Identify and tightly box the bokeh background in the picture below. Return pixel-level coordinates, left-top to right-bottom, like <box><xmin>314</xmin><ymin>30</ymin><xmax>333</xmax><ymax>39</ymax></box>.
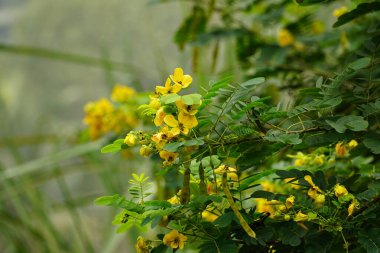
<box><xmin>0</xmin><ymin>0</ymin><xmax>193</xmax><ymax>252</ymax></box>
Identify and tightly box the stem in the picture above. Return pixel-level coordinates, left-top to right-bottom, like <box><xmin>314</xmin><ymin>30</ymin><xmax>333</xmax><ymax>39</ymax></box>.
<box><xmin>199</xmin><ymin>162</ymin><xmax>207</xmax><ymax>195</ymax></box>
<box><xmin>181</xmin><ymin>166</ymin><xmax>191</xmax><ymax>204</ymax></box>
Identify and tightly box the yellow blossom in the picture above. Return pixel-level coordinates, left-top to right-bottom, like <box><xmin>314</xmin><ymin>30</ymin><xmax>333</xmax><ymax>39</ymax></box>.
<box><xmin>164</xmin><ymin>114</ymin><xmax>189</xmax><ymax>135</ymax></box>
<box><xmin>167</xmin><ymin>195</ymin><xmax>181</xmax><ymax>205</ymax></box>
<box><xmin>178</xmin><ymin>111</ymin><xmax>198</xmax><ymax>129</ymax></box>
<box><xmin>284</xmin><ymin>178</ymin><xmax>301</xmax><ymax>189</ymax></box>
<box><xmin>156</xmin><ymin>78</ymin><xmax>182</xmax><ymax>95</ymax></box>
<box><xmin>124</xmin><ymin>133</ymin><xmax>137</xmax><ymax>147</ymax></box>
<box><xmin>261</xmin><ymin>180</ymin><xmax>275</xmax><ymax>192</ymax></box>
<box><xmin>333</xmin><ymin>6</ymin><xmax>348</xmax><ymax>18</ymax></box>
<box><xmin>314</xmin><ymin>194</ymin><xmax>325</xmax><ymax>205</ymax></box>
<box><xmin>151</xmin><ymin>126</ymin><xmax>176</xmax><ymax>150</ymax></box>
<box><xmin>139</xmin><ymin>145</ymin><xmax>153</xmax><ymax>157</ymax></box>
<box><xmin>311</xmin><ymin>21</ymin><xmax>325</xmax><ymax>34</ymax></box>
<box><xmin>294</xmin><ymin>211</ymin><xmax>308</xmax><ymax>222</ymax></box>
<box><xmin>348</xmin><ymin>140</ymin><xmax>358</xmax><ymax>149</ymax></box>
<box><xmin>286</xmin><ymin>195</ymin><xmax>295</xmax><ymax>209</ymax></box>
<box><xmin>176</xmin><ymin>99</ymin><xmax>201</xmax><ymax>115</ymax></box>
<box><xmin>335</xmin><ymin>142</ymin><xmax>347</xmax><ymax>157</ymax></box>
<box><xmin>163</xmin><ymin>230</ymin><xmax>188</xmax><ymax>250</ymax></box>
<box><xmin>334</xmin><ymin>184</ymin><xmax>348</xmax><ymax>197</ymax></box>
<box><xmin>111</xmin><ymin>84</ymin><xmax>136</xmax><ymax>103</ymax></box>
<box><xmin>348</xmin><ymin>200</ymin><xmax>359</xmax><ymax>216</ymax></box>
<box><xmin>277</xmin><ymin>29</ymin><xmax>294</xmax><ymax>47</ymax></box>
<box><xmin>83</xmin><ymin>98</ymin><xmax>114</xmax><ymax>139</ymax></box>
<box><xmin>135</xmin><ymin>236</ymin><xmax>149</xmax><ymax>253</ymax></box>
<box><xmin>159</xmin><ymin>150</ymin><xmax>178</xmax><ymax>166</ymax></box>
<box><xmin>202</xmin><ymin>207</ymin><xmax>221</xmax><ymax>222</ymax></box>
<box><xmin>170</xmin><ymin>68</ymin><xmax>192</xmax><ymax>88</ymax></box>
<box><xmin>313</xmin><ymin>155</ymin><xmax>325</xmax><ymax>166</ymax></box>
<box><xmin>305</xmin><ymin>175</ymin><xmax>322</xmax><ymax>199</ymax></box>
<box><xmin>154</xmin><ymin>107</ymin><xmax>166</xmax><ymax>126</ymax></box>
<box><xmin>294</xmin><ymin>158</ymin><xmax>306</xmax><ymax>166</ymax></box>
<box><xmin>255</xmin><ymin>199</ymin><xmax>278</xmax><ymax>217</ymax></box>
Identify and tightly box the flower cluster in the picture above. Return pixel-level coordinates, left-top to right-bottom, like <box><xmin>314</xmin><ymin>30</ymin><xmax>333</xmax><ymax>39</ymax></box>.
<box><xmin>83</xmin><ymin>84</ymin><xmax>138</xmax><ymax>139</ymax></box>
<box><xmin>123</xmin><ymin>68</ymin><xmax>202</xmax><ymax>166</ymax></box>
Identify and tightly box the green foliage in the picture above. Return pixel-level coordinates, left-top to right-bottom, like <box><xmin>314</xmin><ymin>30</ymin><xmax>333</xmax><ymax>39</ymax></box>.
<box><xmin>93</xmin><ymin>1</ymin><xmax>380</xmax><ymax>252</ymax></box>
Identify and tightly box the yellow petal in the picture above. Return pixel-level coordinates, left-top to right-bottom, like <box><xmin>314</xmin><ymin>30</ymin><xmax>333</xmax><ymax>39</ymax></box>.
<box><xmin>179</xmin><ymin>111</ymin><xmax>198</xmax><ymax>128</ymax></box>
<box><xmin>173</xmin><ymin>68</ymin><xmax>183</xmax><ymax>81</ymax></box>
<box><xmin>164</xmin><ymin>115</ymin><xmax>179</xmax><ymax>128</ymax></box>
<box><xmin>171</xmin><ymin>83</ymin><xmax>182</xmax><ymax>94</ymax></box>
<box><xmin>181</xmin><ymin>75</ymin><xmax>192</xmax><ymax>88</ymax></box>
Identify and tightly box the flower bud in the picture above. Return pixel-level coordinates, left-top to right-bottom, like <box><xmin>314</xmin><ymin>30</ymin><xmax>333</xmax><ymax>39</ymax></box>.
<box><xmin>334</xmin><ymin>184</ymin><xmax>348</xmax><ymax>198</ymax></box>
<box><xmin>124</xmin><ymin>133</ymin><xmax>137</xmax><ymax>147</ymax></box>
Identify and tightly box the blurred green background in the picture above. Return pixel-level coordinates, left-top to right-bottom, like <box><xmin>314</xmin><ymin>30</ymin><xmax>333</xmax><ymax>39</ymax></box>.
<box><xmin>0</xmin><ymin>0</ymin><xmax>192</xmax><ymax>252</ymax></box>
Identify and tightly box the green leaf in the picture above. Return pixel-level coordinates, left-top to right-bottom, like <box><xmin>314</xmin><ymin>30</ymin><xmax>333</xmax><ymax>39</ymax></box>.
<box><xmin>277</xmin><ymin>221</ymin><xmax>307</xmax><ymax>246</ymax></box>
<box><xmin>276</xmin><ymin>169</ymin><xmax>304</xmax><ymax>179</ymax></box>
<box><xmin>163</xmin><ymin>141</ymin><xmax>185</xmax><ymax>152</ymax></box>
<box><xmin>239</xmin><ymin>169</ymin><xmax>276</xmax><ymax>190</ymax></box>
<box><xmin>333</xmin><ymin>2</ymin><xmax>380</xmax><ymax>27</ymax></box>
<box><xmin>326</xmin><ymin>115</ymin><xmax>368</xmax><ymax>133</ymax></box>
<box><xmin>348</xmin><ymin>57</ymin><xmax>371</xmax><ymax>70</ymax></box>
<box><xmin>213</xmin><ymin>211</ymin><xmax>235</xmax><ymax>227</ymax></box>
<box><xmin>94</xmin><ymin>194</ymin><xmax>143</xmax><ymax>213</ymax></box>
<box><xmin>143</xmin><ymin>200</ymin><xmax>172</xmax><ymax>209</ymax></box>
<box><xmin>240</xmin><ymin>77</ymin><xmax>265</xmax><ymax>88</ymax></box>
<box><xmin>358</xmin><ymin>228</ymin><xmax>380</xmax><ymax>253</ymax></box>
<box><xmin>181</xmin><ymin>94</ymin><xmax>202</xmax><ymax>105</ymax></box>
<box><xmin>363</xmin><ymin>132</ymin><xmax>380</xmax><ymax>154</ymax></box>
<box><xmin>183</xmin><ymin>138</ymin><xmax>204</xmax><ymax>146</ymax></box>
<box><xmin>101</xmin><ymin>139</ymin><xmax>124</xmax><ymax>153</ymax></box>
<box><xmin>264</xmin><ymin>130</ymin><xmax>302</xmax><ymax>145</ymax></box>
<box><xmin>161</xmin><ymin>93</ymin><xmax>180</xmax><ymax>104</ymax></box>
<box><xmin>251</xmin><ymin>190</ymin><xmax>275</xmax><ymax>200</ymax></box>
<box><xmin>296</xmin><ymin>0</ymin><xmax>325</xmax><ymax>6</ymax></box>
<box><xmin>199</xmin><ymin>240</ymin><xmax>239</xmax><ymax>253</ymax></box>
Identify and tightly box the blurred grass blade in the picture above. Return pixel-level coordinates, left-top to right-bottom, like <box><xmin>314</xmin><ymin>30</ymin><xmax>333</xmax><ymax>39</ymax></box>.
<box><xmin>0</xmin><ymin>43</ymin><xmax>140</xmax><ymax>73</ymax></box>
<box><xmin>0</xmin><ymin>140</ymin><xmax>103</xmax><ymax>180</ymax></box>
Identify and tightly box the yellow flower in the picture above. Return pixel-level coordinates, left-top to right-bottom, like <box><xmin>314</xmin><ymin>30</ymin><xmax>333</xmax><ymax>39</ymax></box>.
<box><xmin>164</xmin><ymin>114</ymin><xmax>189</xmax><ymax>135</ymax></box>
<box><xmin>313</xmin><ymin>155</ymin><xmax>325</xmax><ymax>166</ymax></box>
<box><xmin>255</xmin><ymin>199</ymin><xmax>278</xmax><ymax>217</ymax></box>
<box><xmin>334</xmin><ymin>184</ymin><xmax>348</xmax><ymax>197</ymax></box>
<box><xmin>163</xmin><ymin>230</ymin><xmax>188</xmax><ymax>250</ymax></box>
<box><xmin>167</xmin><ymin>195</ymin><xmax>181</xmax><ymax>205</ymax></box>
<box><xmin>286</xmin><ymin>195</ymin><xmax>295</xmax><ymax>209</ymax></box>
<box><xmin>111</xmin><ymin>84</ymin><xmax>136</xmax><ymax>103</ymax></box>
<box><xmin>348</xmin><ymin>200</ymin><xmax>359</xmax><ymax>216</ymax></box>
<box><xmin>202</xmin><ymin>207</ymin><xmax>221</xmax><ymax>222</ymax></box>
<box><xmin>261</xmin><ymin>180</ymin><xmax>275</xmax><ymax>192</ymax></box>
<box><xmin>156</xmin><ymin>78</ymin><xmax>182</xmax><ymax>95</ymax></box>
<box><xmin>284</xmin><ymin>178</ymin><xmax>301</xmax><ymax>190</ymax></box>
<box><xmin>178</xmin><ymin>111</ymin><xmax>198</xmax><ymax>129</ymax></box>
<box><xmin>124</xmin><ymin>133</ymin><xmax>137</xmax><ymax>147</ymax></box>
<box><xmin>83</xmin><ymin>98</ymin><xmax>114</xmax><ymax>139</ymax></box>
<box><xmin>348</xmin><ymin>140</ymin><xmax>358</xmax><ymax>149</ymax></box>
<box><xmin>294</xmin><ymin>211</ymin><xmax>308</xmax><ymax>222</ymax></box>
<box><xmin>333</xmin><ymin>6</ymin><xmax>348</xmax><ymax>18</ymax></box>
<box><xmin>170</xmin><ymin>68</ymin><xmax>192</xmax><ymax>88</ymax></box>
<box><xmin>159</xmin><ymin>150</ymin><xmax>179</xmax><ymax>166</ymax></box>
<box><xmin>151</xmin><ymin>126</ymin><xmax>176</xmax><ymax>150</ymax></box>
<box><xmin>214</xmin><ymin>165</ymin><xmax>237</xmax><ymax>174</ymax></box>
<box><xmin>314</xmin><ymin>194</ymin><xmax>325</xmax><ymax>205</ymax></box>
<box><xmin>176</xmin><ymin>99</ymin><xmax>201</xmax><ymax>115</ymax></box>
<box><xmin>135</xmin><ymin>236</ymin><xmax>149</xmax><ymax>253</ymax></box>
<box><xmin>335</xmin><ymin>142</ymin><xmax>347</xmax><ymax>157</ymax></box>
<box><xmin>139</xmin><ymin>145</ymin><xmax>152</xmax><ymax>157</ymax></box>
<box><xmin>311</xmin><ymin>21</ymin><xmax>325</xmax><ymax>34</ymax></box>
<box><xmin>304</xmin><ymin>175</ymin><xmax>322</xmax><ymax>199</ymax></box>
<box><xmin>154</xmin><ymin>107</ymin><xmax>166</xmax><ymax>126</ymax></box>
<box><xmin>277</xmin><ymin>29</ymin><xmax>294</xmax><ymax>47</ymax></box>
<box><xmin>294</xmin><ymin>158</ymin><xmax>305</xmax><ymax>166</ymax></box>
